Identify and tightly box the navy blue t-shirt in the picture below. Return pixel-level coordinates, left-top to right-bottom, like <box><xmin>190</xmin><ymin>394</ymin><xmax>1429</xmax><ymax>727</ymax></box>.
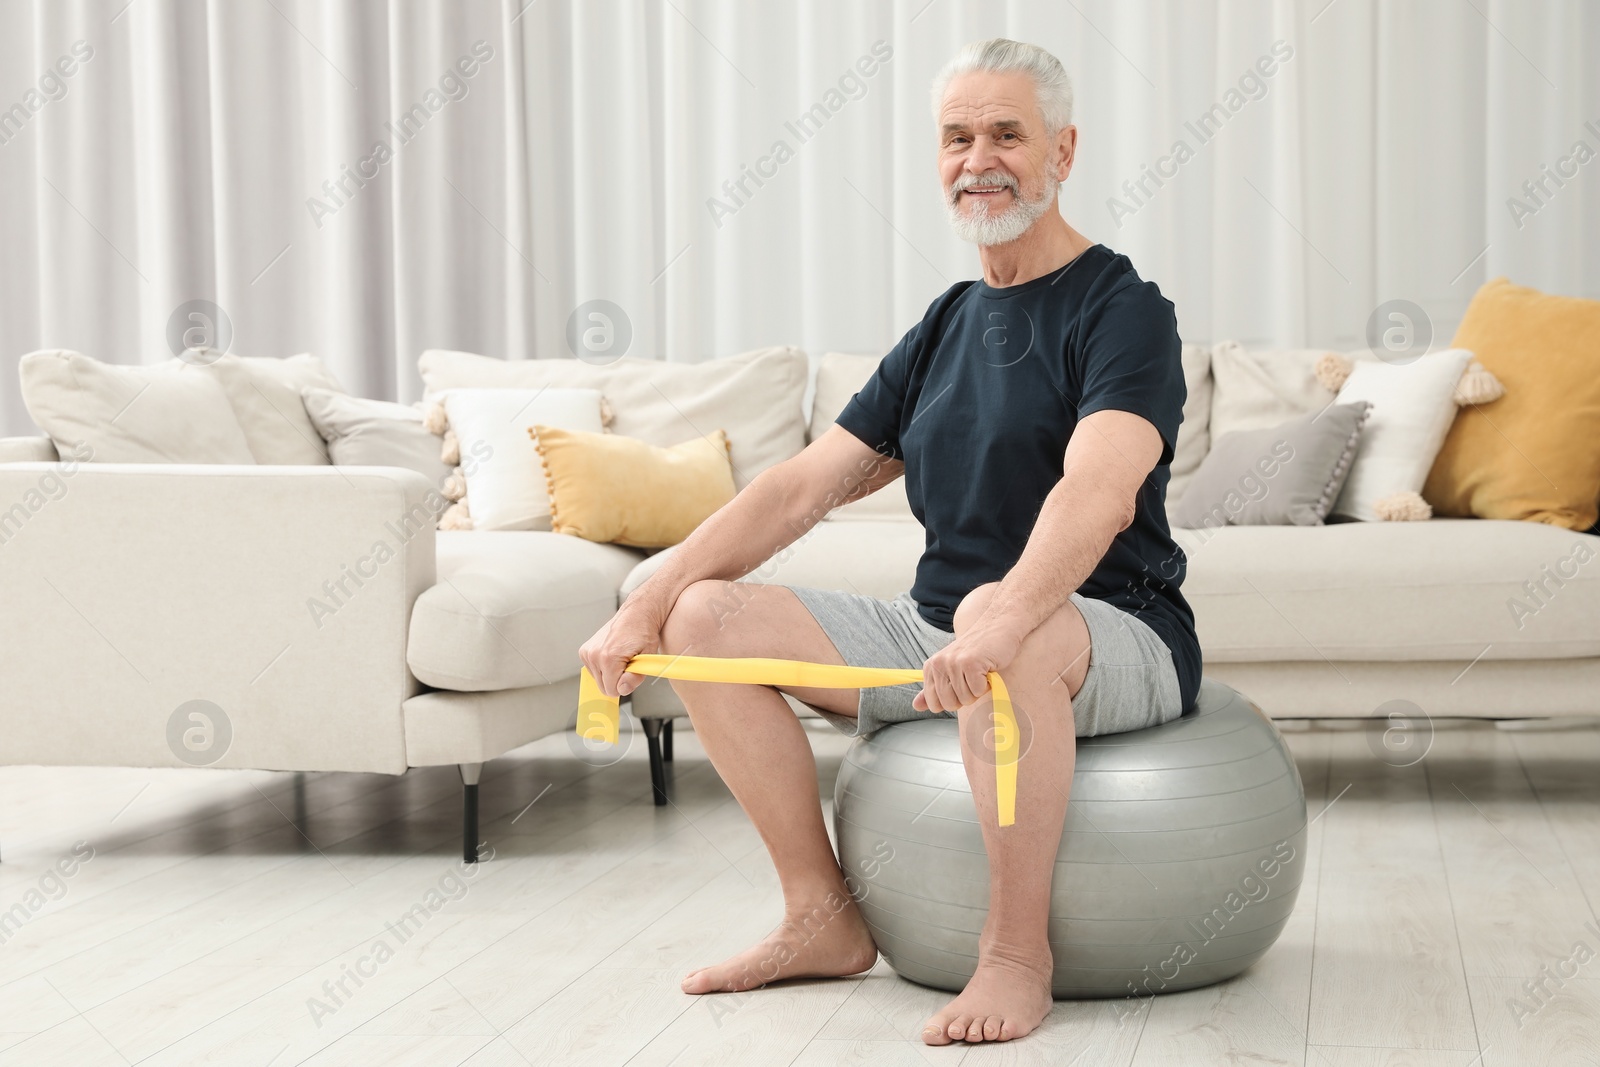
<box><xmin>835</xmin><ymin>244</ymin><xmax>1201</xmax><ymax>715</ymax></box>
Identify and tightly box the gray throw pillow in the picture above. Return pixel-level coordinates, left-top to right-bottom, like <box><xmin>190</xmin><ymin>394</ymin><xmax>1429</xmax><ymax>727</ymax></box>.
<box><xmin>301</xmin><ymin>388</ymin><xmax>452</xmax><ymax>489</ymax></box>
<box><xmin>1171</xmin><ymin>401</ymin><xmax>1372</xmax><ymax>529</ymax></box>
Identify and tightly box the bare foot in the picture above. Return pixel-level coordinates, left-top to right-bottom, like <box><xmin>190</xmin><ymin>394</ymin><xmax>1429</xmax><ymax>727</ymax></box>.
<box><xmin>681</xmin><ymin>895</ymin><xmax>879</xmax><ymax>994</ymax></box>
<box><xmin>922</xmin><ymin>947</ymin><xmax>1054</xmax><ymax>1044</ymax></box>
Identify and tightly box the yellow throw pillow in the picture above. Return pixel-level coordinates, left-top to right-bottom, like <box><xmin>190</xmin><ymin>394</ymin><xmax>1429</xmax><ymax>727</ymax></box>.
<box><xmin>1422</xmin><ymin>278</ymin><xmax>1600</xmax><ymax>531</ymax></box>
<box><xmin>529</xmin><ymin>425</ymin><xmax>736</xmax><ymax>548</ymax></box>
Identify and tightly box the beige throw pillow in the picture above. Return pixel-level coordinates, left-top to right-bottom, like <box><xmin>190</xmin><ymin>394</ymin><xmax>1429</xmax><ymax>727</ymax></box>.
<box><xmin>19</xmin><ymin>349</ymin><xmax>255</xmax><ymax>464</ymax></box>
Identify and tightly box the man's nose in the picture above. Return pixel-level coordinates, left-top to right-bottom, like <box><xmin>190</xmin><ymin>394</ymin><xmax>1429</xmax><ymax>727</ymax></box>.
<box><xmin>966</xmin><ymin>135</ymin><xmax>1001</xmax><ymax>176</ymax></box>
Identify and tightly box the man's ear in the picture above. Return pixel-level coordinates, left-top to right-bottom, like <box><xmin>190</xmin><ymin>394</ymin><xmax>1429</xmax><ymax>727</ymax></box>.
<box><xmin>1056</xmin><ymin>125</ymin><xmax>1078</xmax><ymax>182</ymax></box>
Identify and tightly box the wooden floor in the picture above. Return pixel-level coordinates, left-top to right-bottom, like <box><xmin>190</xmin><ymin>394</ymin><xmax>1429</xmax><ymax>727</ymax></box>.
<box><xmin>1</xmin><ymin>714</ymin><xmax>1597</xmax><ymax>1067</ymax></box>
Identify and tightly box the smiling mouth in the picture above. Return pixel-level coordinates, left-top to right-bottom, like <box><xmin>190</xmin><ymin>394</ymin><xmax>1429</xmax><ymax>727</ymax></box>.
<box><xmin>963</xmin><ymin>186</ymin><xmax>1010</xmax><ymax>196</ymax></box>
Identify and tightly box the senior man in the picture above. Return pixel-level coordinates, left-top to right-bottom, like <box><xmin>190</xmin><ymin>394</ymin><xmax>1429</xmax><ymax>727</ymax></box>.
<box><xmin>580</xmin><ymin>38</ymin><xmax>1200</xmax><ymax>1046</ymax></box>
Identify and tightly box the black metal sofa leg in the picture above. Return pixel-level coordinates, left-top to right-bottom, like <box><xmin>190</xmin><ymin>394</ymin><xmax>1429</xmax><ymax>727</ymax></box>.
<box><xmin>460</xmin><ymin>762</ymin><xmax>482</xmax><ymax>863</ymax></box>
<box><xmin>663</xmin><ymin>718</ymin><xmax>673</xmax><ymax>761</ymax></box>
<box><xmin>642</xmin><ymin>719</ymin><xmax>668</xmax><ymax>806</ymax></box>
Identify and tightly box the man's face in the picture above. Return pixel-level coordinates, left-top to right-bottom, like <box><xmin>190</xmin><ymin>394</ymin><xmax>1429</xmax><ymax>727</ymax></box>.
<box><xmin>937</xmin><ymin>70</ymin><xmax>1073</xmax><ymax>245</ymax></box>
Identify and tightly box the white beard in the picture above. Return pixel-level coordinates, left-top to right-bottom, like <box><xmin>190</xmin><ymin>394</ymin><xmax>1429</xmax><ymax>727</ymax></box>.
<box><xmin>946</xmin><ymin>171</ymin><xmax>1060</xmax><ymax>246</ymax></box>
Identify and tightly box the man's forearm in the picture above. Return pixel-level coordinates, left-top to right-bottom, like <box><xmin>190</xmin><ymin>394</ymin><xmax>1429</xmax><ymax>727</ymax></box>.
<box><xmin>974</xmin><ymin>470</ymin><xmax>1132</xmax><ymax>640</ymax></box>
<box><xmin>624</xmin><ymin>466</ymin><xmax>824</xmax><ymax>621</ymax></box>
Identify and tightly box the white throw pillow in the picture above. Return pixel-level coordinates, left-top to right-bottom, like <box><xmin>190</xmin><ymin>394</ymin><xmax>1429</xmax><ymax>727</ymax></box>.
<box><xmin>1329</xmin><ymin>348</ymin><xmax>1474</xmax><ymax>522</ymax></box>
<box><xmin>18</xmin><ymin>349</ymin><xmax>255</xmax><ymax>464</ymax></box>
<box><xmin>200</xmin><ymin>352</ymin><xmax>345</xmax><ymax>465</ymax></box>
<box><xmin>418</xmin><ymin>346</ymin><xmax>808</xmax><ymax>490</ymax></box>
<box><xmin>441</xmin><ymin>388</ymin><xmax>604</xmax><ymax>531</ymax></box>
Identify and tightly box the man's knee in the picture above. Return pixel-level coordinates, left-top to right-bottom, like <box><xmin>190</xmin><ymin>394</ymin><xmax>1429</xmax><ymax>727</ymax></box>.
<box><xmin>1018</xmin><ymin>601</ymin><xmax>1092</xmax><ymax>696</ymax></box>
<box><xmin>953</xmin><ymin>581</ymin><xmax>1001</xmax><ymax>632</ymax></box>
<box><xmin>659</xmin><ymin>579</ymin><xmax>749</xmax><ymax>654</ymax></box>
<box><xmin>954</xmin><ymin>583</ymin><xmax>1091</xmax><ymax>694</ymax></box>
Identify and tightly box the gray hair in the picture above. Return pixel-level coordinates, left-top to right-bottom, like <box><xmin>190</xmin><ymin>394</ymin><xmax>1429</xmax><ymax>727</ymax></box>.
<box><xmin>930</xmin><ymin>38</ymin><xmax>1074</xmax><ymax>134</ymax></box>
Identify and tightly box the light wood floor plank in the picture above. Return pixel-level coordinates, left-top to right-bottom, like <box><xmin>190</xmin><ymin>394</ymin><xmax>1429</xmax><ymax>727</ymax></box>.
<box><xmin>793</xmin><ymin>1038</ymin><xmax>975</xmax><ymax>1066</ymax></box>
<box><xmin>1307</xmin><ymin>1047</ymin><xmax>1493</xmax><ymax>1066</ymax></box>
<box><xmin>1130</xmin><ymin>977</ymin><xmax>1306</xmax><ymax>1067</ymax></box>
<box><xmin>493</xmin><ymin>964</ymin><xmax>712</xmax><ymax>1067</ymax></box>
<box><xmin>1468</xmin><ymin>974</ymin><xmax>1600</xmax><ymax>1066</ymax></box>
<box><xmin>1425</xmin><ymin>725</ymin><xmax>1597</xmax><ymax>978</ymax></box>
<box><xmin>1308</xmin><ymin>729</ymin><xmax>1478</xmax><ymax>1050</ymax></box>
<box><xmin>298</xmin><ymin>1033</ymin><xmax>495</xmax><ymax>1066</ymax></box>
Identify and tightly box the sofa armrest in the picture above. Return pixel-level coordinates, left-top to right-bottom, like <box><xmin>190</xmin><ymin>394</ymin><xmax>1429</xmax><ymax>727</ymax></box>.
<box><xmin>0</xmin><ymin>436</ymin><xmax>59</xmax><ymax>463</ymax></box>
<box><xmin>0</xmin><ymin>463</ymin><xmax>439</xmax><ymax>774</ymax></box>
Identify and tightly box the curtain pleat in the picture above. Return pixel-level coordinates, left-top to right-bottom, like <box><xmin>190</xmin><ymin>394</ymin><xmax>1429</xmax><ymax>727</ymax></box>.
<box><xmin>1</xmin><ymin>0</ymin><xmax>1595</xmax><ymax>436</ymax></box>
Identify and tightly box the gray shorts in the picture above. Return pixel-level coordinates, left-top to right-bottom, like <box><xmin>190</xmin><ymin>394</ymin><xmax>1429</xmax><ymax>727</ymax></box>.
<box><xmin>787</xmin><ymin>586</ymin><xmax>1183</xmax><ymax>740</ymax></box>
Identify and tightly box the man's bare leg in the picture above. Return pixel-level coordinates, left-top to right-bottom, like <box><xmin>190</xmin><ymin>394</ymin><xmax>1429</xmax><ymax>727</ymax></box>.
<box><xmin>659</xmin><ymin>580</ymin><xmax>880</xmax><ymax>995</ymax></box>
<box><xmin>922</xmin><ymin>582</ymin><xmax>1089</xmax><ymax>1045</ymax></box>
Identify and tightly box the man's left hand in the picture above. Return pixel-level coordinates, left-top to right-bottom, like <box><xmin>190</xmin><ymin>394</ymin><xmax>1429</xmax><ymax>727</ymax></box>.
<box><xmin>914</xmin><ymin>621</ymin><xmax>1025</xmax><ymax>713</ymax></box>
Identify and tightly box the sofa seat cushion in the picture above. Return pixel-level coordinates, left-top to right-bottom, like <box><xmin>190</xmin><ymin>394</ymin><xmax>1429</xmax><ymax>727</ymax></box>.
<box><xmin>622</xmin><ymin>517</ymin><xmax>926</xmax><ymax>602</ymax></box>
<box><xmin>1175</xmin><ymin>519</ymin><xmax>1600</xmax><ymax>661</ymax></box>
<box><xmin>408</xmin><ymin>531</ymin><xmax>644</xmax><ymax>691</ymax></box>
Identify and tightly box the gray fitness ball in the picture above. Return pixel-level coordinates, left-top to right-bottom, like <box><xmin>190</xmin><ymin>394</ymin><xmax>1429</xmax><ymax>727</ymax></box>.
<box><xmin>833</xmin><ymin>678</ymin><xmax>1307</xmax><ymax>1000</ymax></box>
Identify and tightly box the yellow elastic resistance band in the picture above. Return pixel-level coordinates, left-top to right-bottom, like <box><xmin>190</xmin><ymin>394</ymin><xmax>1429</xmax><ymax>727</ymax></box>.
<box><xmin>577</xmin><ymin>655</ymin><xmax>1020</xmax><ymax>826</ymax></box>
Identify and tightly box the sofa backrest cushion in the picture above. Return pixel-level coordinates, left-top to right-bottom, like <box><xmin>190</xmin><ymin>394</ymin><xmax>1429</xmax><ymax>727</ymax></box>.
<box><xmin>202</xmin><ymin>352</ymin><xmax>345</xmax><ymax>465</ymax></box>
<box><xmin>1167</xmin><ymin>343</ymin><xmax>1215</xmax><ymax>507</ymax></box>
<box><xmin>19</xmin><ymin>349</ymin><xmax>256</xmax><ymax>464</ymax></box>
<box><xmin>1207</xmin><ymin>341</ymin><xmax>1380</xmax><ymax>443</ymax></box>
<box><xmin>0</xmin><ymin>436</ymin><xmax>60</xmax><ymax>463</ymax></box>
<box><xmin>418</xmin><ymin>346</ymin><xmax>807</xmax><ymax>491</ymax></box>
<box><xmin>808</xmin><ymin>352</ymin><xmax>876</xmax><ymax>444</ymax></box>
<box><xmin>808</xmin><ymin>352</ymin><xmax>914</xmax><ymax>521</ymax></box>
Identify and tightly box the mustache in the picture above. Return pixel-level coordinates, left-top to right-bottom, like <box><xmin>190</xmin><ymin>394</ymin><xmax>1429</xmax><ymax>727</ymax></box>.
<box><xmin>948</xmin><ymin>171</ymin><xmax>1019</xmax><ymax>202</ymax></box>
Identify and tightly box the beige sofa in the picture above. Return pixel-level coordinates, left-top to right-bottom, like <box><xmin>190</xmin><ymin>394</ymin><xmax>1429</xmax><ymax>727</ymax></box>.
<box><xmin>3</xmin><ymin>342</ymin><xmax>1596</xmax><ymax>856</ymax></box>
<box><xmin>626</xmin><ymin>350</ymin><xmax>1600</xmax><ymax>773</ymax></box>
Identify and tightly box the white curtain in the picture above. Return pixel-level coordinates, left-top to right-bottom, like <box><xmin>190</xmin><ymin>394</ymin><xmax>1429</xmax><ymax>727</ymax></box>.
<box><xmin>2</xmin><ymin>0</ymin><xmax>1595</xmax><ymax>437</ymax></box>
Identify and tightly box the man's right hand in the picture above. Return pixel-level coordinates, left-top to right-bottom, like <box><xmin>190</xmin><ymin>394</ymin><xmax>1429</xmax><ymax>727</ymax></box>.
<box><xmin>579</xmin><ymin>596</ymin><xmax>668</xmax><ymax>699</ymax></box>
